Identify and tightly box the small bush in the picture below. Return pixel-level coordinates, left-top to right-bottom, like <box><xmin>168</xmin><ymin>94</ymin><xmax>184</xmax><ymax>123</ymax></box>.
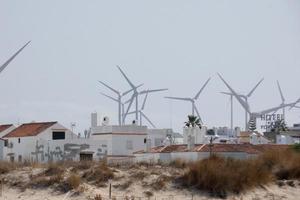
<box><xmin>130</xmin><ymin>171</ymin><xmax>148</xmax><ymax>180</ymax></box>
<box><xmin>82</xmin><ymin>162</ymin><xmax>114</xmax><ymax>186</ymax></box>
<box><xmin>66</xmin><ymin>174</ymin><xmax>81</xmax><ymax>189</ymax></box>
<box><xmin>44</xmin><ymin>163</ymin><xmax>65</xmax><ymax>176</ymax></box>
<box><xmin>144</xmin><ymin>191</ymin><xmax>153</xmax><ymax>198</ymax></box>
<box><xmin>150</xmin><ymin>175</ymin><xmax>171</xmax><ymax>191</ymax></box>
<box><xmin>94</xmin><ymin>194</ymin><xmax>102</xmax><ymax>200</ymax></box>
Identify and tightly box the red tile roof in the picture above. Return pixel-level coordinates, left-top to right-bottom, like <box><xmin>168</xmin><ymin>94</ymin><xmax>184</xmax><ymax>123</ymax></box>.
<box><xmin>0</xmin><ymin>124</ymin><xmax>13</xmax><ymax>133</ymax></box>
<box><xmin>134</xmin><ymin>144</ymin><xmax>290</xmax><ymax>155</ymax></box>
<box><xmin>3</xmin><ymin>122</ymin><xmax>57</xmax><ymax>138</ymax></box>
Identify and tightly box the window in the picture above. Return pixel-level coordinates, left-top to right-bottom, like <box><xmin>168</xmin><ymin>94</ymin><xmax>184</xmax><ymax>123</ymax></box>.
<box><xmin>18</xmin><ymin>138</ymin><xmax>21</xmax><ymax>143</ymax></box>
<box><xmin>18</xmin><ymin>155</ymin><xmax>22</xmax><ymax>162</ymax></box>
<box><xmin>80</xmin><ymin>153</ymin><xmax>93</xmax><ymax>161</ymax></box>
<box><xmin>52</xmin><ymin>132</ymin><xmax>66</xmax><ymax>140</ymax></box>
<box><xmin>4</xmin><ymin>140</ymin><xmax>8</xmax><ymax>147</ymax></box>
<box><xmin>126</xmin><ymin>140</ymin><xmax>133</xmax><ymax>150</ymax></box>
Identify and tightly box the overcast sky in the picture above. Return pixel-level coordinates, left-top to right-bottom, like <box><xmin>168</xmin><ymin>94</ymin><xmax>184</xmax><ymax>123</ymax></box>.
<box><xmin>1</xmin><ymin>0</ymin><xmax>300</xmax><ymax>134</ymax></box>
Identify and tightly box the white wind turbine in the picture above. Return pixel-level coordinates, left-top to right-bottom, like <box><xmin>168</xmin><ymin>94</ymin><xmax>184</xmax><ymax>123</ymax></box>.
<box><xmin>218</xmin><ymin>73</ymin><xmax>297</xmax><ymax>131</ymax></box>
<box><xmin>1</xmin><ymin>41</ymin><xmax>31</xmax><ymax>75</ymax></box>
<box><xmin>165</xmin><ymin>77</ymin><xmax>211</xmax><ymax>123</ymax></box>
<box><xmin>116</xmin><ymin>66</ymin><xmax>168</xmax><ymax>124</ymax></box>
<box><xmin>221</xmin><ymin>78</ymin><xmax>264</xmax><ymax>131</ymax></box>
<box><xmin>99</xmin><ymin>81</ymin><xmax>143</xmax><ymax>126</ymax></box>
<box><xmin>127</xmin><ymin>90</ymin><xmax>156</xmax><ymax>128</ymax></box>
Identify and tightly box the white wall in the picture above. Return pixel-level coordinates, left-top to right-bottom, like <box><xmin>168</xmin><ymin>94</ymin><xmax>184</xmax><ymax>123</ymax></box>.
<box><xmin>111</xmin><ymin>134</ymin><xmax>146</xmax><ymax>155</ymax></box>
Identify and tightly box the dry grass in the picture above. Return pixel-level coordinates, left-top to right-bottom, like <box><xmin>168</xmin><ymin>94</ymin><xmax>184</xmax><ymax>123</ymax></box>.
<box><xmin>94</xmin><ymin>194</ymin><xmax>103</xmax><ymax>200</ymax></box>
<box><xmin>65</xmin><ymin>174</ymin><xmax>81</xmax><ymax>190</ymax></box>
<box><xmin>0</xmin><ymin>161</ymin><xmax>16</xmax><ymax>174</ymax></box>
<box><xmin>43</xmin><ymin>163</ymin><xmax>65</xmax><ymax>176</ymax></box>
<box><xmin>150</xmin><ymin>175</ymin><xmax>172</xmax><ymax>191</ymax></box>
<box><xmin>180</xmin><ymin>148</ymin><xmax>300</xmax><ymax>198</ymax></box>
<box><xmin>168</xmin><ymin>159</ymin><xmax>187</xmax><ymax>169</ymax></box>
<box><xmin>82</xmin><ymin>161</ymin><xmax>114</xmax><ymax>186</ymax></box>
<box><xmin>260</xmin><ymin>148</ymin><xmax>300</xmax><ymax>180</ymax></box>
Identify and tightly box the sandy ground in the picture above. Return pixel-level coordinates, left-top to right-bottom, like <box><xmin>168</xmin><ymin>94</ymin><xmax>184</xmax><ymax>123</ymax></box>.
<box><xmin>0</xmin><ymin>166</ymin><xmax>299</xmax><ymax>200</ymax></box>
<box><xmin>0</xmin><ymin>181</ymin><xmax>299</xmax><ymax>200</ymax></box>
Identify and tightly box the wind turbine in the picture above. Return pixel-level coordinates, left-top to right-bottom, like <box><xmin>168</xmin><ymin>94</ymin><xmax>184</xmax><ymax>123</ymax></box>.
<box><xmin>127</xmin><ymin>90</ymin><xmax>156</xmax><ymax>128</ymax></box>
<box><xmin>218</xmin><ymin>73</ymin><xmax>296</xmax><ymax>131</ymax></box>
<box><xmin>116</xmin><ymin>65</ymin><xmax>168</xmax><ymax>124</ymax></box>
<box><xmin>165</xmin><ymin>77</ymin><xmax>211</xmax><ymax>123</ymax></box>
<box><xmin>99</xmin><ymin>81</ymin><xmax>143</xmax><ymax>125</ymax></box>
<box><xmin>221</xmin><ymin>78</ymin><xmax>264</xmax><ymax>131</ymax></box>
<box><xmin>1</xmin><ymin>41</ymin><xmax>31</xmax><ymax>74</ymax></box>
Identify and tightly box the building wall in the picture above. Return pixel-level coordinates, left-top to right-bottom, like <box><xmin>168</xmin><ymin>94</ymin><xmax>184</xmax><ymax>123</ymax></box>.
<box><xmin>111</xmin><ymin>134</ymin><xmax>146</xmax><ymax>156</ymax></box>
<box><xmin>134</xmin><ymin>151</ymin><xmax>254</xmax><ymax>163</ymax></box>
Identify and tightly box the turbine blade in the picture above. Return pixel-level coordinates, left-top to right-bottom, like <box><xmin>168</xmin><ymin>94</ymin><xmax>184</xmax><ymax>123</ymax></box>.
<box><xmin>218</xmin><ymin>73</ymin><xmax>251</xmax><ymax>113</ymax></box>
<box><xmin>116</xmin><ymin>65</ymin><xmax>135</xmax><ymax>89</ymax></box>
<box><xmin>194</xmin><ymin>77</ymin><xmax>211</xmax><ymax>100</ymax></box>
<box><xmin>258</xmin><ymin>104</ymin><xmax>290</xmax><ymax>116</ymax></box>
<box><xmin>122</xmin><ymin>84</ymin><xmax>144</xmax><ymax>96</ymax></box>
<box><xmin>165</xmin><ymin>97</ymin><xmax>192</xmax><ymax>102</ymax></box>
<box><xmin>139</xmin><ymin>88</ymin><xmax>168</xmax><ymax>95</ymax></box>
<box><xmin>100</xmin><ymin>92</ymin><xmax>119</xmax><ymax>102</ymax></box>
<box><xmin>277</xmin><ymin>80</ymin><xmax>285</xmax><ymax>103</ymax></box>
<box><xmin>247</xmin><ymin>78</ymin><xmax>264</xmax><ymax>97</ymax></box>
<box><xmin>141</xmin><ymin>91</ymin><xmax>149</xmax><ymax>110</ymax></box>
<box><xmin>141</xmin><ymin>112</ymin><xmax>156</xmax><ymax>128</ymax></box>
<box><xmin>0</xmin><ymin>41</ymin><xmax>31</xmax><ymax>74</ymax></box>
<box><xmin>98</xmin><ymin>81</ymin><xmax>119</xmax><ymax>95</ymax></box>
<box><xmin>289</xmin><ymin>97</ymin><xmax>300</xmax><ymax>110</ymax></box>
<box><xmin>220</xmin><ymin>92</ymin><xmax>233</xmax><ymax>96</ymax></box>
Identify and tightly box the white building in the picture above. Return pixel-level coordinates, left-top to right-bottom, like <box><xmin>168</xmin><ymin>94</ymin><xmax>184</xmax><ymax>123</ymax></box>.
<box><xmin>2</xmin><ymin>121</ymin><xmax>108</xmax><ymax>162</ymax></box>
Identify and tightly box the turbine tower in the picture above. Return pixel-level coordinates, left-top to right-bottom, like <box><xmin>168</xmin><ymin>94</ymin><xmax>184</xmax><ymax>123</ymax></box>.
<box><xmin>99</xmin><ymin>81</ymin><xmax>143</xmax><ymax>126</ymax></box>
<box><xmin>276</xmin><ymin>80</ymin><xmax>286</xmax><ymax>121</ymax></box>
<box><xmin>165</xmin><ymin>77</ymin><xmax>211</xmax><ymax>123</ymax></box>
<box><xmin>127</xmin><ymin>90</ymin><xmax>156</xmax><ymax>128</ymax></box>
<box><xmin>1</xmin><ymin>41</ymin><xmax>31</xmax><ymax>74</ymax></box>
<box><xmin>218</xmin><ymin>73</ymin><xmax>297</xmax><ymax>131</ymax></box>
<box><xmin>221</xmin><ymin>78</ymin><xmax>264</xmax><ymax>130</ymax></box>
<box><xmin>117</xmin><ymin>66</ymin><xmax>168</xmax><ymax>124</ymax></box>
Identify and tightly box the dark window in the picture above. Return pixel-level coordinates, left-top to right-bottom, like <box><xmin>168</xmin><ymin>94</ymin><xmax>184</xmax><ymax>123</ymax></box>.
<box><xmin>18</xmin><ymin>138</ymin><xmax>21</xmax><ymax>143</ymax></box>
<box><xmin>80</xmin><ymin>153</ymin><xmax>93</xmax><ymax>161</ymax></box>
<box><xmin>4</xmin><ymin>140</ymin><xmax>8</xmax><ymax>147</ymax></box>
<box><xmin>52</xmin><ymin>132</ymin><xmax>66</xmax><ymax>140</ymax></box>
<box><xmin>18</xmin><ymin>155</ymin><xmax>22</xmax><ymax>162</ymax></box>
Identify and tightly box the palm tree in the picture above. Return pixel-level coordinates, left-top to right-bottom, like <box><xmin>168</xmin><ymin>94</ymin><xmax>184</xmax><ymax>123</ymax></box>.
<box><xmin>271</xmin><ymin>119</ymin><xmax>288</xmax><ymax>134</ymax></box>
<box><xmin>184</xmin><ymin>115</ymin><xmax>202</xmax><ymax>128</ymax></box>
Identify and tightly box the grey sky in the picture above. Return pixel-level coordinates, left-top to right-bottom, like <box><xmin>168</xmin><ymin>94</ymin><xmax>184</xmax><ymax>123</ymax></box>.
<box><xmin>1</xmin><ymin>0</ymin><xmax>300</xmax><ymax>134</ymax></box>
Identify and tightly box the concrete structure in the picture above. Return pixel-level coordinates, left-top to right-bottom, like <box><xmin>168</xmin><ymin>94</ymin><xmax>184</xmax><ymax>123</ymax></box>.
<box><xmin>134</xmin><ymin>144</ymin><xmax>289</xmax><ymax>163</ymax></box>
